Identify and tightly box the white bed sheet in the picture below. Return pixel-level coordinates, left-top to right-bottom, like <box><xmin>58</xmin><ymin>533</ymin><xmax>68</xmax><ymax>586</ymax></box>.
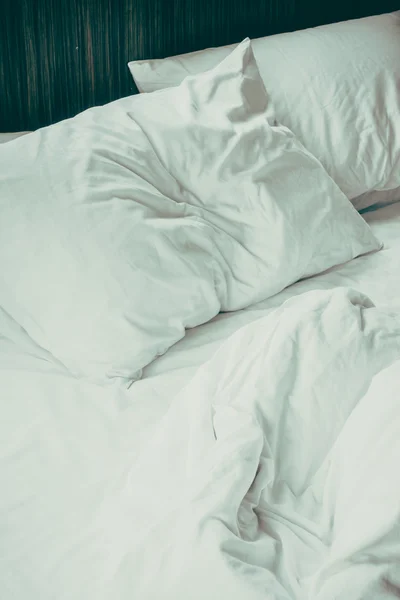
<box><xmin>1</xmin><ymin>202</ymin><xmax>400</xmax><ymax>598</ymax></box>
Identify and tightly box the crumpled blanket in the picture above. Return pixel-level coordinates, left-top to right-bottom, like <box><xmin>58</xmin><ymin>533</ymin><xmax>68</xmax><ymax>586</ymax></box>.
<box><xmin>102</xmin><ymin>287</ymin><xmax>400</xmax><ymax>599</ymax></box>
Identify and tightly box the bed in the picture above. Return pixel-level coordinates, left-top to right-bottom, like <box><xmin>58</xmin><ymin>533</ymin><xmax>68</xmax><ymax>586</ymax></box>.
<box><xmin>1</xmin><ymin>3</ymin><xmax>400</xmax><ymax>599</ymax></box>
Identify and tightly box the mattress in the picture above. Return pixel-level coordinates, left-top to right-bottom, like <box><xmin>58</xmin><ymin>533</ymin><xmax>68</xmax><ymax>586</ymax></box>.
<box><xmin>1</xmin><ymin>203</ymin><xmax>400</xmax><ymax>598</ymax></box>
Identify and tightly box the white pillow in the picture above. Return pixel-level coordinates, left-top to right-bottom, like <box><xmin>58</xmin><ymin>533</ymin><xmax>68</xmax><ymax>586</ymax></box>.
<box><xmin>0</xmin><ymin>39</ymin><xmax>380</xmax><ymax>386</ymax></box>
<box><xmin>129</xmin><ymin>12</ymin><xmax>400</xmax><ymax>205</ymax></box>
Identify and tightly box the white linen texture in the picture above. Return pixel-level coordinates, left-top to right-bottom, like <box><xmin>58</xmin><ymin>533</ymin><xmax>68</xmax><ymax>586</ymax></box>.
<box><xmin>129</xmin><ymin>11</ymin><xmax>400</xmax><ymax>206</ymax></box>
<box><xmin>1</xmin><ymin>287</ymin><xmax>400</xmax><ymax>599</ymax></box>
<box><xmin>0</xmin><ymin>39</ymin><xmax>380</xmax><ymax>385</ymax></box>
<box><xmin>125</xmin><ymin>288</ymin><xmax>400</xmax><ymax>600</ymax></box>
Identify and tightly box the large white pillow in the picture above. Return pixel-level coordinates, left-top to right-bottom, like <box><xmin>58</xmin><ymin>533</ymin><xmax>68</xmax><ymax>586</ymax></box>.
<box><xmin>128</xmin><ymin>12</ymin><xmax>400</xmax><ymax>205</ymax></box>
<box><xmin>0</xmin><ymin>39</ymin><xmax>380</xmax><ymax>386</ymax></box>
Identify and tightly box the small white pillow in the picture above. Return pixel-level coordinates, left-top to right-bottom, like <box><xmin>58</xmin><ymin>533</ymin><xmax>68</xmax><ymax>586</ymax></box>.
<box><xmin>0</xmin><ymin>40</ymin><xmax>380</xmax><ymax>386</ymax></box>
<box><xmin>129</xmin><ymin>12</ymin><xmax>400</xmax><ymax>204</ymax></box>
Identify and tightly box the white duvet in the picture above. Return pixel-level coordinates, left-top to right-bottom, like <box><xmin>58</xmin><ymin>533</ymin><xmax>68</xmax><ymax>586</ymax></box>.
<box><xmin>1</xmin><ymin>287</ymin><xmax>400</xmax><ymax>599</ymax></box>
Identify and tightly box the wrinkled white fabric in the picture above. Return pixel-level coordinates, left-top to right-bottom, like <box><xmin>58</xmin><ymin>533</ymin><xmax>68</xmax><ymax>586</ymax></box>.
<box><xmin>2</xmin><ymin>287</ymin><xmax>400</xmax><ymax>599</ymax></box>
<box><xmin>0</xmin><ymin>40</ymin><xmax>379</xmax><ymax>386</ymax></box>
<box><xmin>121</xmin><ymin>287</ymin><xmax>400</xmax><ymax>599</ymax></box>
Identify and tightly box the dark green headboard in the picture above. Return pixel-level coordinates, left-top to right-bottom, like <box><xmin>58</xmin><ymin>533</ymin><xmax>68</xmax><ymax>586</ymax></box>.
<box><xmin>0</xmin><ymin>0</ymin><xmax>397</xmax><ymax>131</ymax></box>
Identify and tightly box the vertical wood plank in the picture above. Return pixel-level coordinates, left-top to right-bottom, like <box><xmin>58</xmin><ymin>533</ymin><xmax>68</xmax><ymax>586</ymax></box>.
<box><xmin>0</xmin><ymin>0</ymin><xmax>397</xmax><ymax>131</ymax></box>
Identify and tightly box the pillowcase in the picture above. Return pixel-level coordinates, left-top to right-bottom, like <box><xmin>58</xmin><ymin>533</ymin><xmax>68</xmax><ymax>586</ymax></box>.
<box><xmin>128</xmin><ymin>11</ymin><xmax>400</xmax><ymax>206</ymax></box>
<box><xmin>0</xmin><ymin>39</ymin><xmax>380</xmax><ymax>386</ymax></box>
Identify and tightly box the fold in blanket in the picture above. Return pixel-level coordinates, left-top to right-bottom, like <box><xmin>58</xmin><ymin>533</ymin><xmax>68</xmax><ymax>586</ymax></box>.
<box><xmin>97</xmin><ymin>287</ymin><xmax>400</xmax><ymax>599</ymax></box>
<box><xmin>2</xmin><ymin>287</ymin><xmax>400</xmax><ymax>599</ymax></box>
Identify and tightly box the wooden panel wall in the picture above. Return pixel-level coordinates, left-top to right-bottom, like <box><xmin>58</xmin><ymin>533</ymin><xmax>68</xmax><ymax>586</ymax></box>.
<box><xmin>0</xmin><ymin>0</ymin><xmax>398</xmax><ymax>132</ymax></box>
